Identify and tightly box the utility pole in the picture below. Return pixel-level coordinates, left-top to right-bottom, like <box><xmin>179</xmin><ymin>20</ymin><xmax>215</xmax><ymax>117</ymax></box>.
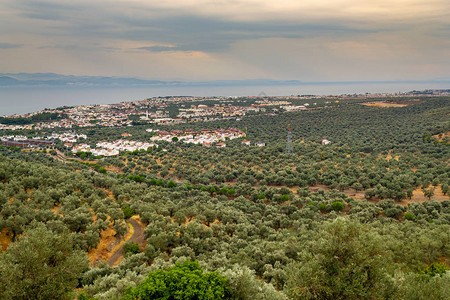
<box><xmin>286</xmin><ymin>124</ymin><xmax>293</xmax><ymax>155</ymax></box>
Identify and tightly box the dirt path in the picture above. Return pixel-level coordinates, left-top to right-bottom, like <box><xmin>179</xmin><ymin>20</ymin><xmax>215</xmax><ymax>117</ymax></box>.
<box><xmin>107</xmin><ymin>218</ymin><xmax>145</xmax><ymax>266</ymax></box>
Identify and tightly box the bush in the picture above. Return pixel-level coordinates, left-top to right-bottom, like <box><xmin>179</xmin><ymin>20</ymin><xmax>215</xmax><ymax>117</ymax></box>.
<box><xmin>122</xmin><ymin>205</ymin><xmax>135</xmax><ymax>219</ymax></box>
<box><xmin>331</xmin><ymin>201</ymin><xmax>345</xmax><ymax>212</ymax></box>
<box><xmin>166</xmin><ymin>180</ymin><xmax>176</xmax><ymax>188</ymax></box>
<box><xmin>404</xmin><ymin>212</ymin><xmax>414</xmax><ymax>220</ymax></box>
<box><xmin>123</xmin><ymin>241</ymin><xmax>141</xmax><ymax>257</ymax></box>
<box><xmin>123</xmin><ymin>261</ymin><xmax>230</xmax><ymax>300</ymax></box>
<box><xmin>319</xmin><ymin>203</ymin><xmax>328</xmax><ymax>211</ymax></box>
<box><xmin>421</xmin><ymin>263</ymin><xmax>447</xmax><ymax>277</ymax></box>
<box><xmin>384</xmin><ymin>207</ymin><xmax>403</xmax><ymax>219</ymax></box>
<box><xmin>280</xmin><ymin>194</ymin><xmax>290</xmax><ymax>202</ymax></box>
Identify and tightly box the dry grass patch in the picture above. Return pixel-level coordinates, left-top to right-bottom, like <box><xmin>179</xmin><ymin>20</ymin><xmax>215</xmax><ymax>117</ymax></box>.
<box><xmin>362</xmin><ymin>101</ymin><xmax>408</xmax><ymax>108</ymax></box>
<box><xmin>88</xmin><ymin>224</ymin><xmax>119</xmax><ymax>265</ymax></box>
<box><xmin>0</xmin><ymin>228</ymin><xmax>12</xmax><ymax>251</ymax></box>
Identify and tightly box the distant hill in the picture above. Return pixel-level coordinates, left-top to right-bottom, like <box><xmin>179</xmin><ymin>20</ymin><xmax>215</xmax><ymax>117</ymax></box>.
<box><xmin>0</xmin><ymin>76</ymin><xmax>21</xmax><ymax>85</ymax></box>
<box><xmin>0</xmin><ymin>73</ymin><xmax>302</xmax><ymax>88</ymax></box>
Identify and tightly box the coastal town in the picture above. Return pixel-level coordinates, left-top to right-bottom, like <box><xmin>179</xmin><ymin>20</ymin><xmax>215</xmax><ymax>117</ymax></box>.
<box><xmin>0</xmin><ymin>127</ymin><xmax>251</xmax><ymax>157</ymax></box>
<box><xmin>2</xmin><ymin>90</ymin><xmax>448</xmax><ymax>131</ymax></box>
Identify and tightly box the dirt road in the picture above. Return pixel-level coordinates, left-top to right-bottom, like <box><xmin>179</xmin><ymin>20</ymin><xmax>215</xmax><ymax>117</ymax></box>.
<box><xmin>107</xmin><ymin>218</ymin><xmax>145</xmax><ymax>266</ymax></box>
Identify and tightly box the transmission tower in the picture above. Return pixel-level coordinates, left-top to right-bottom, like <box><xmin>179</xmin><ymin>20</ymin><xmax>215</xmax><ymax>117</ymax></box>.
<box><xmin>286</xmin><ymin>124</ymin><xmax>293</xmax><ymax>155</ymax></box>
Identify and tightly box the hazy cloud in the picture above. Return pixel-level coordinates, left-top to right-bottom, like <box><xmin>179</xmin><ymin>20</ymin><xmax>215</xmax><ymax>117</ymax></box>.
<box><xmin>0</xmin><ymin>0</ymin><xmax>449</xmax><ymax>81</ymax></box>
<box><xmin>0</xmin><ymin>43</ymin><xmax>23</xmax><ymax>49</ymax></box>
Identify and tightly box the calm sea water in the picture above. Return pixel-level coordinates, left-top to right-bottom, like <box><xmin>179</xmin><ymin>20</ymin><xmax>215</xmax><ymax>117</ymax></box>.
<box><xmin>1</xmin><ymin>82</ymin><xmax>448</xmax><ymax>116</ymax></box>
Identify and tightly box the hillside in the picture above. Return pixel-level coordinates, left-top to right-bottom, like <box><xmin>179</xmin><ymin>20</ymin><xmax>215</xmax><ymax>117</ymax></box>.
<box><xmin>0</xmin><ymin>95</ymin><xmax>449</xmax><ymax>299</ymax></box>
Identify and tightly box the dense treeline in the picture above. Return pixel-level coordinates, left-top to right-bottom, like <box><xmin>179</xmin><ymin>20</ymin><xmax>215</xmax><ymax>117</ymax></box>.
<box><xmin>0</xmin><ymin>112</ymin><xmax>66</xmax><ymax>125</ymax></box>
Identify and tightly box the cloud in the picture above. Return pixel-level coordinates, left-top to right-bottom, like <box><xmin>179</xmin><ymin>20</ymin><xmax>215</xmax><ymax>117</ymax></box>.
<box><xmin>0</xmin><ymin>42</ymin><xmax>22</xmax><ymax>49</ymax></box>
<box><xmin>0</xmin><ymin>0</ymin><xmax>449</xmax><ymax>81</ymax></box>
<box><xmin>137</xmin><ymin>46</ymin><xmax>178</xmax><ymax>52</ymax></box>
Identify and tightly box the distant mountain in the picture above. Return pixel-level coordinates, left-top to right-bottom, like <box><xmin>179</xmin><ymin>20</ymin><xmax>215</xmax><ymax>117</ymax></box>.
<box><xmin>0</xmin><ymin>76</ymin><xmax>21</xmax><ymax>85</ymax></box>
<box><xmin>1</xmin><ymin>73</ymin><xmax>448</xmax><ymax>88</ymax></box>
<box><xmin>0</xmin><ymin>73</ymin><xmax>302</xmax><ymax>88</ymax></box>
<box><xmin>0</xmin><ymin>73</ymin><xmax>169</xmax><ymax>87</ymax></box>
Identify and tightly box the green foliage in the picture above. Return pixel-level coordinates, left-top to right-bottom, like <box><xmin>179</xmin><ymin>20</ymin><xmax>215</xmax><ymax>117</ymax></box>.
<box><xmin>423</xmin><ymin>187</ymin><xmax>435</xmax><ymax>200</ymax></box>
<box><xmin>286</xmin><ymin>217</ymin><xmax>397</xmax><ymax>300</ymax></box>
<box><xmin>128</xmin><ymin>174</ymin><xmax>146</xmax><ymax>183</ymax></box>
<box><xmin>219</xmin><ymin>187</ymin><xmax>228</xmax><ymax>194</ymax></box>
<box><xmin>319</xmin><ymin>203</ymin><xmax>328</xmax><ymax>211</ymax></box>
<box><xmin>1</xmin><ymin>97</ymin><xmax>449</xmax><ymax>299</ymax></box>
<box><xmin>0</xmin><ymin>224</ymin><xmax>89</xmax><ymax>300</ymax></box>
<box><xmin>421</xmin><ymin>263</ymin><xmax>448</xmax><ymax>277</ymax></box>
<box><xmin>167</xmin><ymin>180</ymin><xmax>177</xmax><ymax>188</ymax></box>
<box><xmin>123</xmin><ymin>260</ymin><xmax>230</xmax><ymax>300</ymax></box>
<box><xmin>404</xmin><ymin>212</ymin><xmax>414</xmax><ymax>220</ymax></box>
<box><xmin>77</xmin><ymin>151</ymin><xmax>92</xmax><ymax>160</ymax></box>
<box><xmin>122</xmin><ymin>205</ymin><xmax>135</xmax><ymax>219</ymax></box>
<box><xmin>280</xmin><ymin>194</ymin><xmax>289</xmax><ymax>202</ymax></box>
<box><xmin>400</xmin><ymin>272</ymin><xmax>450</xmax><ymax>300</ymax></box>
<box><xmin>0</xmin><ymin>116</ymin><xmax>32</xmax><ymax>125</ymax></box>
<box><xmin>78</xmin><ymin>292</ymin><xmax>98</xmax><ymax>300</ymax></box>
<box><xmin>123</xmin><ymin>241</ymin><xmax>141</xmax><ymax>257</ymax></box>
<box><xmin>331</xmin><ymin>201</ymin><xmax>345</xmax><ymax>212</ymax></box>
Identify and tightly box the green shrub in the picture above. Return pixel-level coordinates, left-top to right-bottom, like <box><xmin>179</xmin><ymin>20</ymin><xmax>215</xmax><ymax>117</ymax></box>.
<box><xmin>122</xmin><ymin>205</ymin><xmax>135</xmax><ymax>219</ymax></box>
<box><xmin>123</xmin><ymin>261</ymin><xmax>230</xmax><ymax>300</ymax></box>
<box><xmin>421</xmin><ymin>263</ymin><xmax>447</xmax><ymax>277</ymax></box>
<box><xmin>123</xmin><ymin>241</ymin><xmax>141</xmax><ymax>257</ymax></box>
<box><xmin>331</xmin><ymin>201</ymin><xmax>345</xmax><ymax>212</ymax></box>
<box><xmin>166</xmin><ymin>180</ymin><xmax>176</xmax><ymax>188</ymax></box>
<box><xmin>280</xmin><ymin>194</ymin><xmax>290</xmax><ymax>202</ymax></box>
<box><xmin>404</xmin><ymin>212</ymin><xmax>414</xmax><ymax>220</ymax></box>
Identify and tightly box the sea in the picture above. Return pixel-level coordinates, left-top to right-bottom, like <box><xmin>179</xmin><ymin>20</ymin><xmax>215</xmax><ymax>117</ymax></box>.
<box><xmin>1</xmin><ymin>82</ymin><xmax>449</xmax><ymax>116</ymax></box>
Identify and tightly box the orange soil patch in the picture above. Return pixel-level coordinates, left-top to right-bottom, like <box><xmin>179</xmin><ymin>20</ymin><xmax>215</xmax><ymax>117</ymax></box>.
<box><xmin>397</xmin><ymin>185</ymin><xmax>449</xmax><ymax>206</ymax></box>
<box><xmin>104</xmin><ymin>165</ymin><xmax>123</xmax><ymax>173</ymax></box>
<box><xmin>362</xmin><ymin>101</ymin><xmax>408</xmax><ymax>108</ymax></box>
<box><xmin>382</xmin><ymin>154</ymin><xmax>400</xmax><ymax>161</ymax></box>
<box><xmin>51</xmin><ymin>205</ymin><xmax>63</xmax><ymax>217</ymax></box>
<box><xmin>433</xmin><ymin>131</ymin><xmax>450</xmax><ymax>142</ymax></box>
<box><xmin>101</xmin><ymin>188</ymin><xmax>115</xmax><ymax>199</ymax></box>
<box><xmin>0</xmin><ymin>228</ymin><xmax>12</xmax><ymax>251</ymax></box>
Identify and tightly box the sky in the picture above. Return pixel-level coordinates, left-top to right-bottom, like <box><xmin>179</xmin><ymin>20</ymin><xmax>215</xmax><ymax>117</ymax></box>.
<box><xmin>1</xmin><ymin>0</ymin><xmax>449</xmax><ymax>82</ymax></box>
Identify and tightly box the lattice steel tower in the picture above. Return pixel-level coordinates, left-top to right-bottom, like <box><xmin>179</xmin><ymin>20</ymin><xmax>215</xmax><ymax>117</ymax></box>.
<box><xmin>286</xmin><ymin>124</ymin><xmax>293</xmax><ymax>155</ymax></box>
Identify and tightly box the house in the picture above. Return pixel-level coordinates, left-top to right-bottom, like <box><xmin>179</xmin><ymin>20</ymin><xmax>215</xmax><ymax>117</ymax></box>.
<box><xmin>255</xmin><ymin>141</ymin><xmax>265</xmax><ymax>147</ymax></box>
<box><xmin>242</xmin><ymin>140</ymin><xmax>251</xmax><ymax>146</ymax></box>
<box><xmin>156</xmin><ymin>131</ymin><xmax>170</xmax><ymax>136</ymax></box>
<box><xmin>170</xmin><ymin>130</ymin><xmax>184</xmax><ymax>135</ymax></box>
<box><xmin>216</xmin><ymin>142</ymin><xmax>226</xmax><ymax>148</ymax></box>
<box><xmin>322</xmin><ymin>138</ymin><xmax>331</xmax><ymax>145</ymax></box>
<box><xmin>202</xmin><ymin>142</ymin><xmax>212</xmax><ymax>147</ymax></box>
